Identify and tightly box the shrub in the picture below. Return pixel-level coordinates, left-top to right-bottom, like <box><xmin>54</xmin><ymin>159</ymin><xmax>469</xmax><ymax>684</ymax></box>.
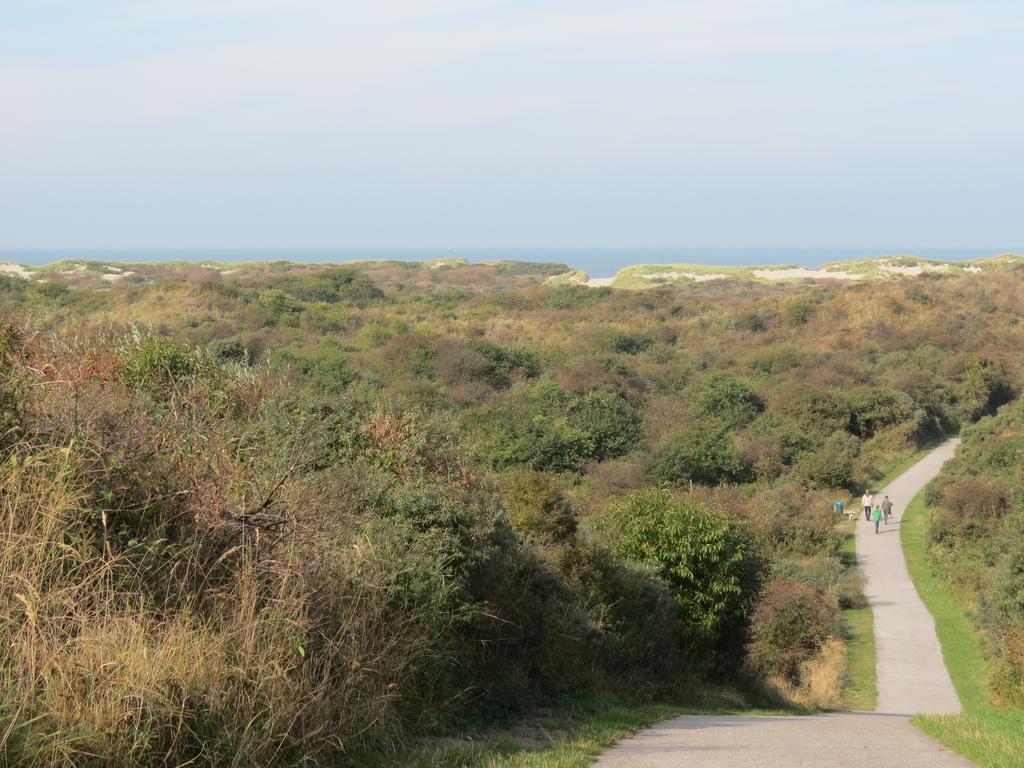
<box><xmin>608</xmin><ymin>332</ymin><xmax>655</xmax><ymax>355</ymax></box>
<box><xmin>794</xmin><ymin>430</ymin><xmax>861</xmax><ymax>490</ymax></box>
<box><xmin>473</xmin><ymin>341</ymin><xmax>540</xmax><ymax>385</ymax></box>
<box><xmin>746</xmin><ymin>580</ymin><xmax>840</xmax><ymax>684</ymax></box>
<box><xmin>208</xmin><ymin>338</ymin><xmax>251</xmax><ymax>363</ymax></box>
<box><xmin>469</xmin><ymin>384</ymin><xmax>641</xmax><ymax>471</ymax></box>
<box><xmin>954</xmin><ymin>357</ymin><xmax>1013</xmax><ymax>423</ymax></box>
<box><xmin>605</xmin><ymin>489</ymin><xmax>760</xmax><ymax>657</ymax></box>
<box><xmin>560</xmin><ymin>539</ymin><xmax>689</xmax><ymax>690</ymax></box>
<box><xmin>648</xmin><ymin>421</ymin><xmax>748</xmax><ymax>486</ymax></box>
<box><xmin>568</xmin><ymin>390</ymin><xmax>643</xmax><ymax>460</ymax></box>
<box><xmin>498</xmin><ymin>470</ymin><xmax>577</xmax><ymax>544</ymax></box>
<box><xmin>738</xmin><ymin>310</ymin><xmax>771</xmax><ymax>333</ymax></box>
<box><xmin>270</xmin><ymin>268</ymin><xmax>383</xmax><ymax>307</ymax></box>
<box><xmin>783</xmin><ymin>295</ymin><xmax>818</xmax><ymax>326</ymax></box>
<box><xmin>257</xmin><ymin>287</ymin><xmax>304</xmax><ymax>322</ymax></box>
<box><xmin>847</xmin><ymin>388</ymin><xmax>914</xmax><ymax>437</ymax></box>
<box><xmin>690</xmin><ymin>373</ymin><xmax>764</xmax><ymax>430</ymax></box>
<box><xmin>542</xmin><ymin>285</ymin><xmax>611</xmax><ymax>309</ymax></box>
<box><xmin>118</xmin><ymin>330</ymin><xmax>208</xmax><ymax>396</ymax></box>
<box><xmin>929</xmin><ymin>478</ymin><xmax>1009</xmax><ymax>544</ymax></box>
<box><xmin>746</xmin><ymin>412</ymin><xmax>816</xmax><ymax>466</ymax></box>
<box><xmin>979</xmin><ymin>513</ymin><xmax>1024</xmax><ymax>703</ymax></box>
<box><xmin>779</xmin><ymin>389</ymin><xmax>853</xmax><ymax>438</ymax></box>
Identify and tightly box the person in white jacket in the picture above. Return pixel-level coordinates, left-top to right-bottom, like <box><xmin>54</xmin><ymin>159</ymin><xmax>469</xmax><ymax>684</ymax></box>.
<box><xmin>862</xmin><ymin>491</ymin><xmax>874</xmax><ymax>522</ymax></box>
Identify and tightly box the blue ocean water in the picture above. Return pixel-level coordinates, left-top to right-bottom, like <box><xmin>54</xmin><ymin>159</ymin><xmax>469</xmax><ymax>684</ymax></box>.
<box><xmin>1</xmin><ymin>247</ymin><xmax>1017</xmax><ymax>279</ymax></box>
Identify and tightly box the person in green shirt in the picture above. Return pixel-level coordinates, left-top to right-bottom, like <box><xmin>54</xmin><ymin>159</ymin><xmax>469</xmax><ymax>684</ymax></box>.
<box><xmin>872</xmin><ymin>505</ymin><xmax>883</xmax><ymax>534</ymax></box>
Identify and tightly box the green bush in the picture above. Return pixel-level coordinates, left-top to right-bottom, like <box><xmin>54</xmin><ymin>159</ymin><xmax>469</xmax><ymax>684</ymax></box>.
<box><xmin>469</xmin><ymin>384</ymin><xmax>642</xmax><ymax>471</ymax></box>
<box><xmin>980</xmin><ymin>513</ymin><xmax>1024</xmax><ymax>702</ymax></box>
<box><xmin>608</xmin><ymin>332</ymin><xmax>654</xmax><ymax>355</ymax></box>
<box><xmin>794</xmin><ymin>430</ymin><xmax>861</xmax><ymax>490</ymax></box>
<box><xmin>690</xmin><ymin>373</ymin><xmax>764</xmax><ymax>430</ymax></box>
<box><xmin>605</xmin><ymin>489</ymin><xmax>759</xmax><ymax>656</ymax></box>
<box><xmin>568</xmin><ymin>390</ymin><xmax>643</xmax><ymax>460</ymax></box>
<box><xmin>257</xmin><ymin>288</ymin><xmax>304</xmax><ymax>325</ymax></box>
<box><xmin>118</xmin><ymin>330</ymin><xmax>209</xmax><ymax>396</ymax></box>
<box><xmin>780</xmin><ymin>389</ymin><xmax>853</xmax><ymax>438</ymax></box>
<box><xmin>498</xmin><ymin>470</ymin><xmax>577</xmax><ymax>543</ymax></box>
<box><xmin>542</xmin><ymin>285</ymin><xmax>612</xmax><ymax>309</ymax></box>
<box><xmin>783</xmin><ymin>295</ymin><xmax>818</xmax><ymax>326</ymax></box>
<box><xmin>560</xmin><ymin>539</ymin><xmax>689</xmax><ymax>689</ymax></box>
<box><xmin>269</xmin><ymin>268</ymin><xmax>384</xmax><ymax>307</ymax></box>
<box><xmin>954</xmin><ymin>357</ymin><xmax>1013</xmax><ymax>423</ymax></box>
<box><xmin>847</xmin><ymin>388</ymin><xmax>914</xmax><ymax>437</ymax></box>
<box><xmin>648</xmin><ymin>421</ymin><xmax>748</xmax><ymax>486</ymax></box>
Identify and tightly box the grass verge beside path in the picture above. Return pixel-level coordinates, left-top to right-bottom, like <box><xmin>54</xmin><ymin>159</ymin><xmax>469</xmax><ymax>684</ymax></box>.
<box><xmin>839</xmin><ymin>527</ymin><xmax>876</xmax><ymax>711</ymax></box>
<box><xmin>901</xmin><ymin>492</ymin><xmax>1024</xmax><ymax>768</ymax></box>
<box><xmin>371</xmin><ymin>698</ymin><xmax>800</xmax><ymax>768</ymax></box>
<box><xmin>377</xmin><ymin>702</ymin><xmax>681</xmax><ymax>768</ymax></box>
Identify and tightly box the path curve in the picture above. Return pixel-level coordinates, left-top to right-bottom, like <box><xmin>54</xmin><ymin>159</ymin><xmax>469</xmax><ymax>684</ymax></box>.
<box><xmin>859</xmin><ymin>437</ymin><xmax>961</xmax><ymax>715</ymax></box>
<box><xmin>595</xmin><ymin>438</ymin><xmax>971</xmax><ymax>768</ymax></box>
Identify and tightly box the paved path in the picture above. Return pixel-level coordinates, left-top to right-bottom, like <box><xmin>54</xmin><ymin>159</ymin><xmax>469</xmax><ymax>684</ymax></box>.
<box><xmin>595</xmin><ymin>438</ymin><xmax>971</xmax><ymax>767</ymax></box>
<box><xmin>858</xmin><ymin>437</ymin><xmax>962</xmax><ymax>715</ymax></box>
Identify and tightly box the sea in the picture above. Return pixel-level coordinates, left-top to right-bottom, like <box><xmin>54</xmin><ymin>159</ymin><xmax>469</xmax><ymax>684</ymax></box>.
<box><xmin>1</xmin><ymin>248</ymin><xmax>1017</xmax><ymax>279</ymax></box>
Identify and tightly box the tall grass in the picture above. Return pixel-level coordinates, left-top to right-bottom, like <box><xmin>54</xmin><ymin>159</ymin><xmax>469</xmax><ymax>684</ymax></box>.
<box><xmin>0</xmin><ymin>329</ymin><xmax>459</xmax><ymax>766</ymax></box>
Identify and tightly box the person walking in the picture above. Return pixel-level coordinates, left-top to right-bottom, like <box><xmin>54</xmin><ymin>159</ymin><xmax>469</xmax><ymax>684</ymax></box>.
<box><xmin>872</xmin><ymin>504</ymin><xmax>883</xmax><ymax>534</ymax></box>
<box><xmin>862</xmin><ymin>490</ymin><xmax>874</xmax><ymax>522</ymax></box>
<box><xmin>882</xmin><ymin>495</ymin><xmax>893</xmax><ymax>525</ymax></box>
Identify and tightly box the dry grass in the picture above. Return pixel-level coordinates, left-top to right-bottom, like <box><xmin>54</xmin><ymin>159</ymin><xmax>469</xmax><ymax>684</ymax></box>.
<box><xmin>0</xmin><ymin>331</ymin><xmax>456</xmax><ymax>767</ymax></box>
<box><xmin>757</xmin><ymin>638</ymin><xmax>848</xmax><ymax>711</ymax></box>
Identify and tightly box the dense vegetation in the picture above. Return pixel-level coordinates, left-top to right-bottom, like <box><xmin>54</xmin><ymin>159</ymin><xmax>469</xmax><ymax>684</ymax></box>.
<box><xmin>924</xmin><ymin>404</ymin><xmax>1024</xmax><ymax>706</ymax></box>
<box><xmin>910</xmin><ymin>397</ymin><xmax>1024</xmax><ymax>768</ymax></box>
<box><xmin>1</xmin><ymin>258</ymin><xmax>1022</xmax><ymax>765</ymax></box>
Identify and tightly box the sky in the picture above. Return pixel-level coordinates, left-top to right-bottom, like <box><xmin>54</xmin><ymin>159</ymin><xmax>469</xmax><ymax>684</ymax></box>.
<box><xmin>1</xmin><ymin>0</ymin><xmax>1022</xmax><ymax>249</ymax></box>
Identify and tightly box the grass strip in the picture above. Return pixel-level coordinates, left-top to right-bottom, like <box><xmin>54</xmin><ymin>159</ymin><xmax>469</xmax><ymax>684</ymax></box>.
<box><xmin>371</xmin><ymin>702</ymin><xmax>681</xmax><ymax>768</ymax></box>
<box><xmin>839</xmin><ymin>523</ymin><xmax>876</xmax><ymax>711</ymax></box>
<box><xmin>376</xmin><ymin>697</ymin><xmax>802</xmax><ymax>768</ymax></box>
<box><xmin>901</xmin><ymin>491</ymin><xmax>1024</xmax><ymax>768</ymax></box>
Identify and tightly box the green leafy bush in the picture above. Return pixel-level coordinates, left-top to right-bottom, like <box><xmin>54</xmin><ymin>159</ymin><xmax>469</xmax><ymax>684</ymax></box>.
<box><xmin>648</xmin><ymin>421</ymin><xmax>748</xmax><ymax>486</ymax></box>
<box><xmin>118</xmin><ymin>330</ymin><xmax>208</xmax><ymax>396</ymax></box>
<box><xmin>605</xmin><ymin>489</ymin><xmax>759</xmax><ymax>656</ymax></box>
<box><xmin>542</xmin><ymin>285</ymin><xmax>612</xmax><ymax>309</ymax></box>
<box><xmin>567</xmin><ymin>390</ymin><xmax>643</xmax><ymax>460</ymax></box>
<box><xmin>269</xmin><ymin>268</ymin><xmax>383</xmax><ymax>307</ymax></box>
<box><xmin>608</xmin><ymin>332</ymin><xmax>655</xmax><ymax>355</ymax></box>
<box><xmin>847</xmin><ymin>388</ymin><xmax>914</xmax><ymax>436</ymax></box>
<box><xmin>498</xmin><ymin>469</ymin><xmax>577</xmax><ymax>543</ymax></box>
<box><xmin>690</xmin><ymin>373</ymin><xmax>764</xmax><ymax>429</ymax></box>
<box><xmin>794</xmin><ymin>430</ymin><xmax>861</xmax><ymax>490</ymax></box>
<box><xmin>469</xmin><ymin>384</ymin><xmax>642</xmax><ymax>471</ymax></box>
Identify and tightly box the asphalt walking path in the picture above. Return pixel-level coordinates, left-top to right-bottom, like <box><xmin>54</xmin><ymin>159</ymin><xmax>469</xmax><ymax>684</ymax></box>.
<box><xmin>595</xmin><ymin>437</ymin><xmax>973</xmax><ymax>767</ymax></box>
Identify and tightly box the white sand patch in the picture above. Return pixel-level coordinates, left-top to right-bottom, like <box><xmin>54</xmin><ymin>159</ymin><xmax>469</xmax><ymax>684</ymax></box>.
<box><xmin>878</xmin><ymin>262</ymin><xmax>950</xmax><ymax>276</ymax></box>
<box><xmin>101</xmin><ymin>270</ymin><xmax>135</xmax><ymax>282</ymax></box>
<box><xmin>880</xmin><ymin>265</ymin><xmax>924</xmax><ymax>275</ymax></box>
<box><xmin>0</xmin><ymin>263</ymin><xmax>33</xmax><ymax>278</ymax></box>
<box><xmin>964</xmin><ymin>266</ymin><xmax>982</xmax><ymax>273</ymax></box>
<box><xmin>585</xmin><ymin>277</ymin><xmax>615</xmax><ymax>287</ymax></box>
<box><xmin>753</xmin><ymin>268</ymin><xmax>863</xmax><ymax>281</ymax></box>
